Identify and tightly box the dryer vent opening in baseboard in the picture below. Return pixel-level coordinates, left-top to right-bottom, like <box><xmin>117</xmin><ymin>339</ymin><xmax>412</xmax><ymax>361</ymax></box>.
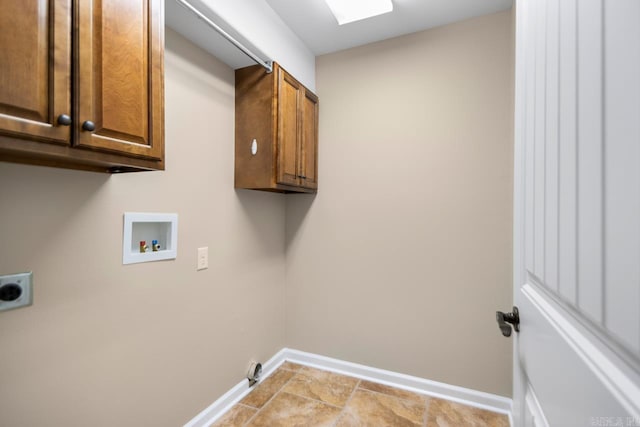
<box><xmin>247</xmin><ymin>362</ymin><xmax>262</xmax><ymax>387</ymax></box>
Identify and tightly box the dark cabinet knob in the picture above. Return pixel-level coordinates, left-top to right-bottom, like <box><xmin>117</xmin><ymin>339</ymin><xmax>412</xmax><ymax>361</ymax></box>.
<box><xmin>82</xmin><ymin>120</ymin><xmax>96</xmax><ymax>131</ymax></box>
<box><xmin>496</xmin><ymin>306</ymin><xmax>520</xmax><ymax>337</ymax></box>
<box><xmin>57</xmin><ymin>114</ymin><xmax>72</xmax><ymax>126</ymax></box>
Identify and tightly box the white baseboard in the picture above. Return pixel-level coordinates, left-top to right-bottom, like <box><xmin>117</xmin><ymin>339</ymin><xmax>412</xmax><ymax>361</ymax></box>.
<box><xmin>184</xmin><ymin>348</ymin><xmax>513</xmax><ymax>427</ymax></box>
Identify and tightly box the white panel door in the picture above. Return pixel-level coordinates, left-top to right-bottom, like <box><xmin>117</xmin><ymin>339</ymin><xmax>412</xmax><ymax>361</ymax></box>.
<box><xmin>512</xmin><ymin>0</ymin><xmax>640</xmax><ymax>426</ymax></box>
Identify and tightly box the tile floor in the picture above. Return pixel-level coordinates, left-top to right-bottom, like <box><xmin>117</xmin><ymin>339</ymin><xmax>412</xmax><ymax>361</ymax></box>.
<box><xmin>210</xmin><ymin>361</ymin><xmax>509</xmax><ymax>427</ymax></box>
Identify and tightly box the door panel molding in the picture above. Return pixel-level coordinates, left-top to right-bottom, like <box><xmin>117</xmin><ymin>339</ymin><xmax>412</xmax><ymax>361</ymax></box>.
<box><xmin>522</xmin><ymin>283</ymin><xmax>640</xmax><ymax>421</ymax></box>
<box><xmin>528</xmin><ymin>271</ymin><xmax>640</xmax><ymax>374</ymax></box>
<box><xmin>525</xmin><ymin>384</ymin><xmax>549</xmax><ymax>427</ymax></box>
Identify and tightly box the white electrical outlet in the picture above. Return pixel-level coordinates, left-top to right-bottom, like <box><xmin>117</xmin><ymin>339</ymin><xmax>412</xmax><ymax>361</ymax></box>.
<box><xmin>0</xmin><ymin>272</ymin><xmax>33</xmax><ymax>312</ymax></box>
<box><xmin>197</xmin><ymin>247</ymin><xmax>209</xmax><ymax>270</ymax></box>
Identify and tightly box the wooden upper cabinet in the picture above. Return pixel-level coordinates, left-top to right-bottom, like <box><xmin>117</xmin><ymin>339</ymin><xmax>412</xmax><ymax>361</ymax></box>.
<box><xmin>236</xmin><ymin>62</ymin><xmax>319</xmax><ymax>193</ymax></box>
<box><xmin>277</xmin><ymin>69</ymin><xmax>302</xmax><ymax>187</ymax></box>
<box><xmin>0</xmin><ymin>0</ymin><xmax>71</xmax><ymax>145</ymax></box>
<box><xmin>300</xmin><ymin>90</ymin><xmax>319</xmax><ymax>190</ymax></box>
<box><xmin>75</xmin><ymin>0</ymin><xmax>163</xmax><ymax>161</ymax></box>
<box><xmin>0</xmin><ymin>0</ymin><xmax>164</xmax><ymax>172</ymax></box>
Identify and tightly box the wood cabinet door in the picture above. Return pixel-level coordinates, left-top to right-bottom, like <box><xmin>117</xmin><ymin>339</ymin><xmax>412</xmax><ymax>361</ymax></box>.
<box><xmin>0</xmin><ymin>0</ymin><xmax>71</xmax><ymax>145</ymax></box>
<box><xmin>277</xmin><ymin>68</ymin><xmax>302</xmax><ymax>186</ymax></box>
<box><xmin>75</xmin><ymin>0</ymin><xmax>163</xmax><ymax>160</ymax></box>
<box><xmin>300</xmin><ymin>91</ymin><xmax>318</xmax><ymax>189</ymax></box>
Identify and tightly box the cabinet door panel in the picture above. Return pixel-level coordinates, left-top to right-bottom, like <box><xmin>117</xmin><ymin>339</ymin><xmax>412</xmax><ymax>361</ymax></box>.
<box><xmin>0</xmin><ymin>0</ymin><xmax>71</xmax><ymax>144</ymax></box>
<box><xmin>301</xmin><ymin>91</ymin><xmax>318</xmax><ymax>189</ymax></box>
<box><xmin>76</xmin><ymin>0</ymin><xmax>163</xmax><ymax>160</ymax></box>
<box><xmin>277</xmin><ymin>69</ymin><xmax>301</xmax><ymax>186</ymax></box>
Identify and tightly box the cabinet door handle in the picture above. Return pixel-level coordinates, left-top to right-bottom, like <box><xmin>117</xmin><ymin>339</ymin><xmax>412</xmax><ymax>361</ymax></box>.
<box><xmin>300</xmin><ymin>175</ymin><xmax>307</xmax><ymax>179</ymax></box>
<box><xmin>57</xmin><ymin>114</ymin><xmax>72</xmax><ymax>126</ymax></box>
<box><xmin>82</xmin><ymin>120</ymin><xmax>96</xmax><ymax>131</ymax></box>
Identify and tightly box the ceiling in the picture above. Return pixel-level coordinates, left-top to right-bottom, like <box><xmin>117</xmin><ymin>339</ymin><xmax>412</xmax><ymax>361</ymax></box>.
<box><xmin>165</xmin><ymin>0</ymin><xmax>513</xmax><ymax>74</ymax></box>
<box><xmin>265</xmin><ymin>0</ymin><xmax>513</xmax><ymax>56</ymax></box>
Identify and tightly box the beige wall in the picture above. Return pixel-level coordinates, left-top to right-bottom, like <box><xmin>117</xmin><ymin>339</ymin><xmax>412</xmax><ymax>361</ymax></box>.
<box><xmin>0</xmin><ymin>29</ymin><xmax>286</xmax><ymax>426</ymax></box>
<box><xmin>0</xmin><ymin>10</ymin><xmax>514</xmax><ymax>425</ymax></box>
<box><xmin>285</xmin><ymin>11</ymin><xmax>514</xmax><ymax>396</ymax></box>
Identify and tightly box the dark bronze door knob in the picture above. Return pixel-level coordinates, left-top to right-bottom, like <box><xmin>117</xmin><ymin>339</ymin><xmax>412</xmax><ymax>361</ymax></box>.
<box><xmin>496</xmin><ymin>306</ymin><xmax>520</xmax><ymax>337</ymax></box>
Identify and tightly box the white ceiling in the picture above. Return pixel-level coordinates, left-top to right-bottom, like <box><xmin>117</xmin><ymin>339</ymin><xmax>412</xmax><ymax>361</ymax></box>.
<box><xmin>165</xmin><ymin>0</ymin><xmax>514</xmax><ymax>80</ymax></box>
<box><xmin>265</xmin><ymin>0</ymin><xmax>513</xmax><ymax>56</ymax></box>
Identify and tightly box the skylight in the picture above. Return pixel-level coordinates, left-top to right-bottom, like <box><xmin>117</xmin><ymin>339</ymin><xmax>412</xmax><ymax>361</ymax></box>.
<box><xmin>324</xmin><ymin>0</ymin><xmax>393</xmax><ymax>25</ymax></box>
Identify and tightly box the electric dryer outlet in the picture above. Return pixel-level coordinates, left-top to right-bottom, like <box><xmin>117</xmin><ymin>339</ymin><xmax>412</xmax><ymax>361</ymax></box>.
<box><xmin>0</xmin><ymin>272</ymin><xmax>33</xmax><ymax>312</ymax></box>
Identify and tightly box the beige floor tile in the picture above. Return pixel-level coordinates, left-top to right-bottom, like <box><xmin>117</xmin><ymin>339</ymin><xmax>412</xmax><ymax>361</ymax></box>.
<box><xmin>426</xmin><ymin>398</ymin><xmax>509</xmax><ymax>427</ymax></box>
<box><xmin>247</xmin><ymin>391</ymin><xmax>342</xmax><ymax>427</ymax></box>
<box><xmin>282</xmin><ymin>366</ymin><xmax>359</xmax><ymax>407</ymax></box>
<box><xmin>358</xmin><ymin>380</ymin><xmax>427</xmax><ymax>405</ymax></box>
<box><xmin>335</xmin><ymin>388</ymin><xmax>426</xmax><ymax>427</ymax></box>
<box><xmin>279</xmin><ymin>361</ymin><xmax>304</xmax><ymax>372</ymax></box>
<box><xmin>212</xmin><ymin>367</ymin><xmax>507</xmax><ymax>427</ymax></box>
<box><xmin>240</xmin><ymin>368</ymin><xmax>296</xmax><ymax>409</ymax></box>
<box><xmin>209</xmin><ymin>404</ymin><xmax>256</xmax><ymax>427</ymax></box>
